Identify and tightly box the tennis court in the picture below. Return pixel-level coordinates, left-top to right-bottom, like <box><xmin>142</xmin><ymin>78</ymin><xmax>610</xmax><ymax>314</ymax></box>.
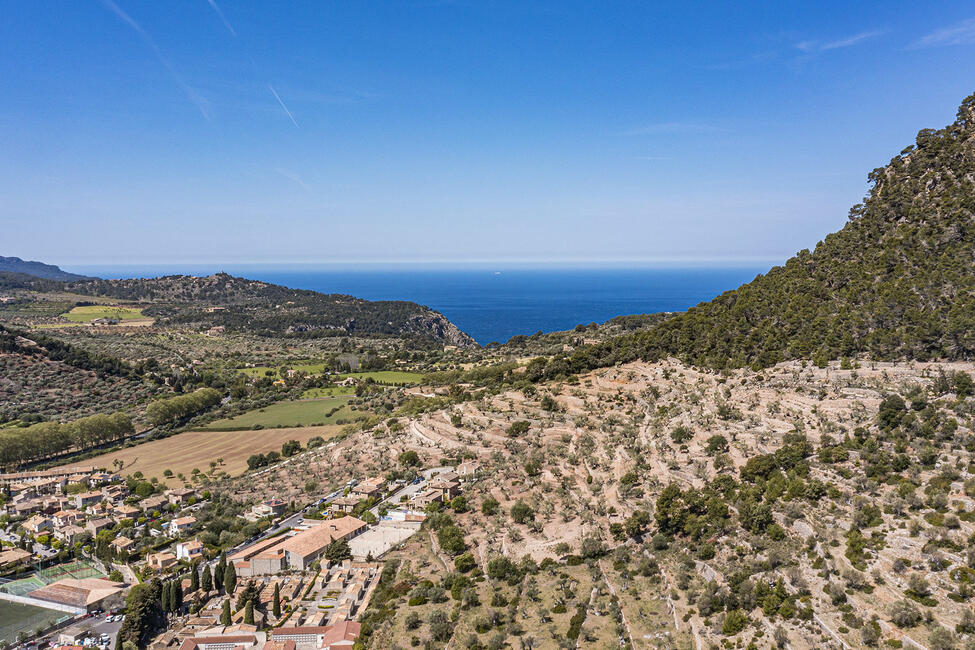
<box><xmin>0</xmin><ymin>573</ymin><xmax>46</xmax><ymax>596</ymax></box>
<box><xmin>37</xmin><ymin>559</ymin><xmax>103</xmax><ymax>582</ymax></box>
<box><xmin>0</xmin><ymin>559</ymin><xmax>104</xmax><ymax>597</ymax></box>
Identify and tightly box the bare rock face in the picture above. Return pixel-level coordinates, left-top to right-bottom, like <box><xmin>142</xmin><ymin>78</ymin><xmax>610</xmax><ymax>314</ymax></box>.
<box><xmin>406</xmin><ymin>311</ymin><xmax>477</xmax><ymax>348</ymax></box>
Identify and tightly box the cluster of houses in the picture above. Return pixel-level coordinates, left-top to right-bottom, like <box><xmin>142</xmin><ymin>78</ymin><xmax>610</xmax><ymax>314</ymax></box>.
<box><xmin>1</xmin><ymin>465</ymin><xmax>205</xmax><ymax>575</ymax></box>
<box><xmin>6</xmin><ymin>458</ymin><xmax>478</xmax><ymax>650</ymax></box>
<box><xmin>3</xmin><ymin>466</ymin><xmax>118</xmax><ymax>518</ymax></box>
<box><xmin>243</xmin><ymin>498</ymin><xmax>287</xmax><ymax>523</ymax></box>
<box><xmin>4</xmin><ymin>467</ymin><xmax>129</xmax><ymax>555</ymax></box>
<box><xmin>18</xmin><ymin>487</ymin><xmax>198</xmax><ymax>552</ymax></box>
<box><xmin>328</xmin><ymin>469</ymin><xmax>464</xmax><ymax>515</ymax></box>
<box><xmin>408</xmin><ymin>470</ymin><xmax>462</xmax><ymax>510</ymax></box>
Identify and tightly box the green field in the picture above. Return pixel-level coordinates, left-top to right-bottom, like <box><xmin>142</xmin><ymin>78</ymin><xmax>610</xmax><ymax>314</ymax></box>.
<box><xmin>63</xmin><ymin>305</ymin><xmax>145</xmax><ymax>322</ymax></box>
<box><xmin>0</xmin><ymin>601</ymin><xmax>67</xmax><ymax>644</ymax></box>
<box><xmin>301</xmin><ymin>386</ymin><xmax>355</xmax><ymax>398</ymax></box>
<box><xmin>336</xmin><ymin>370</ymin><xmax>424</xmax><ymax>384</ymax></box>
<box><xmin>201</xmin><ymin>395</ymin><xmax>355</xmax><ymax>430</ymax></box>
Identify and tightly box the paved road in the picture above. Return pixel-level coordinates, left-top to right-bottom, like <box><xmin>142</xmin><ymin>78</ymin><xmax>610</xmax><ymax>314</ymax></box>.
<box><xmin>0</xmin><ymin>528</ymin><xmax>57</xmax><ymax>559</ymax></box>
<box><xmin>88</xmin><ymin>616</ymin><xmax>123</xmax><ymax>648</ymax></box>
<box><xmin>34</xmin><ymin>615</ymin><xmax>122</xmax><ymax>650</ymax></box>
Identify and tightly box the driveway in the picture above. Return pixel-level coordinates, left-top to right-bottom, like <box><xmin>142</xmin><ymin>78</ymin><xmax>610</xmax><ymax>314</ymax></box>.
<box><xmin>368</xmin><ymin>466</ymin><xmax>452</xmax><ymax>516</ymax></box>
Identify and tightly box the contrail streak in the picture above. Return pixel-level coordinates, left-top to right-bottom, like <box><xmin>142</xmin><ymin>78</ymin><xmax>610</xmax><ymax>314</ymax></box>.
<box><xmin>268</xmin><ymin>84</ymin><xmax>299</xmax><ymax>127</ymax></box>
<box><xmin>100</xmin><ymin>0</ymin><xmax>210</xmax><ymax>119</ymax></box>
<box><xmin>206</xmin><ymin>0</ymin><xmax>236</xmax><ymax>37</ymax></box>
<box><xmin>275</xmin><ymin>167</ymin><xmax>310</xmax><ymax>191</ymax></box>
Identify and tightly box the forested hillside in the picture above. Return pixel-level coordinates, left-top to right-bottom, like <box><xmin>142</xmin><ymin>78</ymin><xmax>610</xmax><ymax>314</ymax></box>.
<box><xmin>537</xmin><ymin>93</ymin><xmax>975</xmax><ymax>375</ymax></box>
<box><xmin>3</xmin><ymin>272</ymin><xmax>476</xmax><ymax>347</ymax></box>
<box><xmin>0</xmin><ymin>324</ymin><xmax>154</xmax><ymax>422</ymax></box>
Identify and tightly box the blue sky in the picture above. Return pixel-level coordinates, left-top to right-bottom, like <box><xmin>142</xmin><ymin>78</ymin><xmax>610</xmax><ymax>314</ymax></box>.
<box><xmin>2</xmin><ymin>1</ymin><xmax>974</xmax><ymax>266</ymax></box>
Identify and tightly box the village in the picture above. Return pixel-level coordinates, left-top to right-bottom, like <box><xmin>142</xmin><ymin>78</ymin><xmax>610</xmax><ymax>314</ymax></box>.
<box><xmin>0</xmin><ymin>457</ymin><xmax>475</xmax><ymax>650</ymax></box>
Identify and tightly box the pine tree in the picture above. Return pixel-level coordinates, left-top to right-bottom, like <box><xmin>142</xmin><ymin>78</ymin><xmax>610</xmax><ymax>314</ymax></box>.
<box><xmin>243</xmin><ymin>600</ymin><xmax>254</xmax><ymax>625</ymax></box>
<box><xmin>220</xmin><ymin>599</ymin><xmax>231</xmax><ymax>625</ymax></box>
<box><xmin>224</xmin><ymin>562</ymin><xmax>237</xmax><ymax>595</ymax></box>
<box><xmin>272</xmin><ymin>582</ymin><xmax>281</xmax><ymax>618</ymax></box>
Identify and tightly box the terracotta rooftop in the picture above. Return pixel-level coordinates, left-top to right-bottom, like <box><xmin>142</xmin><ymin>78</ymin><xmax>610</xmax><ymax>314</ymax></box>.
<box><xmin>273</xmin><ymin>518</ymin><xmax>367</xmax><ymax>559</ymax></box>
<box><xmin>321</xmin><ymin>621</ymin><xmax>361</xmax><ymax>647</ymax></box>
<box><xmin>29</xmin><ymin>577</ymin><xmax>125</xmax><ymax>607</ymax></box>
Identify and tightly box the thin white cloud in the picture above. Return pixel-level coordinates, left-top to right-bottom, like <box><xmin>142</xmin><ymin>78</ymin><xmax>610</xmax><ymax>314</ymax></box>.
<box><xmin>911</xmin><ymin>17</ymin><xmax>975</xmax><ymax>48</ymax></box>
<box><xmin>268</xmin><ymin>84</ymin><xmax>299</xmax><ymax>128</ymax></box>
<box><xmin>796</xmin><ymin>30</ymin><xmax>883</xmax><ymax>53</ymax></box>
<box><xmin>100</xmin><ymin>0</ymin><xmax>210</xmax><ymax>119</ymax></box>
<box><xmin>206</xmin><ymin>0</ymin><xmax>237</xmax><ymax>37</ymax></box>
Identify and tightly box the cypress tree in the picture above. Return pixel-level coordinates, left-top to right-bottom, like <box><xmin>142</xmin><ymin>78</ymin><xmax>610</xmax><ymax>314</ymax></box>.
<box><xmin>190</xmin><ymin>564</ymin><xmax>200</xmax><ymax>592</ymax></box>
<box><xmin>243</xmin><ymin>600</ymin><xmax>254</xmax><ymax>625</ymax></box>
<box><xmin>173</xmin><ymin>580</ymin><xmax>183</xmax><ymax>610</ymax></box>
<box><xmin>201</xmin><ymin>565</ymin><xmax>213</xmax><ymax>592</ymax></box>
<box><xmin>220</xmin><ymin>599</ymin><xmax>231</xmax><ymax>625</ymax></box>
<box><xmin>214</xmin><ymin>554</ymin><xmax>226</xmax><ymax>590</ymax></box>
<box><xmin>161</xmin><ymin>583</ymin><xmax>171</xmax><ymax>612</ymax></box>
<box><xmin>224</xmin><ymin>562</ymin><xmax>237</xmax><ymax>595</ymax></box>
<box><xmin>213</xmin><ymin>566</ymin><xmax>223</xmax><ymax>592</ymax></box>
<box><xmin>272</xmin><ymin>582</ymin><xmax>281</xmax><ymax>618</ymax></box>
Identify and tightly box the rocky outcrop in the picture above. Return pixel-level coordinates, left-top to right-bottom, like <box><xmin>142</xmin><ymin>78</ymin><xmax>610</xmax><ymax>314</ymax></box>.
<box><xmin>406</xmin><ymin>311</ymin><xmax>477</xmax><ymax>348</ymax></box>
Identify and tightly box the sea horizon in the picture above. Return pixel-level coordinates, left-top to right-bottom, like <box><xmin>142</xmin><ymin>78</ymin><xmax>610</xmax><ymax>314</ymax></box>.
<box><xmin>64</xmin><ymin>263</ymin><xmax>772</xmax><ymax>345</ymax></box>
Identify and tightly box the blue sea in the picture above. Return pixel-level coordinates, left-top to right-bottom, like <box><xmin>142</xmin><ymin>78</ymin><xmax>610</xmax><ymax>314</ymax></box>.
<box><xmin>65</xmin><ymin>264</ymin><xmax>771</xmax><ymax>345</ymax></box>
